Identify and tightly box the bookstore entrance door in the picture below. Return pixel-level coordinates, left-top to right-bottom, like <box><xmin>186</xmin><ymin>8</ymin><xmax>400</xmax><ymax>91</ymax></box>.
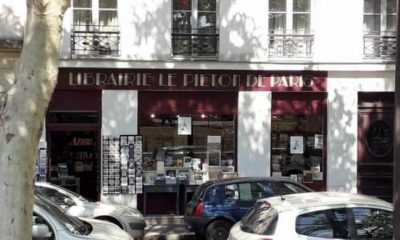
<box><xmin>48</xmin><ymin>129</ymin><xmax>99</xmax><ymax>201</ymax></box>
<box><xmin>358</xmin><ymin>92</ymin><xmax>394</xmax><ymax>202</ymax></box>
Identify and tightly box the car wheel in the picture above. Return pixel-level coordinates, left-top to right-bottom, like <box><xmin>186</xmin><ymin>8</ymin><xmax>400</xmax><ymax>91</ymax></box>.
<box><xmin>205</xmin><ymin>220</ymin><xmax>232</xmax><ymax>240</ymax></box>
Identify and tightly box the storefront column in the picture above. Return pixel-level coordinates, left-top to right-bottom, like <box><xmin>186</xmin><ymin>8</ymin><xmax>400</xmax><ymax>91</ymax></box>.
<box><xmin>238</xmin><ymin>91</ymin><xmax>271</xmax><ymax>177</ymax></box>
<box><xmin>101</xmin><ymin>90</ymin><xmax>138</xmax><ymax>208</ymax></box>
<box><xmin>327</xmin><ymin>77</ymin><xmax>358</xmax><ymax>193</ymax></box>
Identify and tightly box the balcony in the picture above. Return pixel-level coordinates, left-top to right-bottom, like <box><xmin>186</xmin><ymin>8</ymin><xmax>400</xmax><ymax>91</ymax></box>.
<box><xmin>71</xmin><ymin>25</ymin><xmax>120</xmax><ymax>58</ymax></box>
<box><xmin>268</xmin><ymin>32</ymin><xmax>314</xmax><ymax>58</ymax></box>
<box><xmin>172</xmin><ymin>28</ymin><xmax>219</xmax><ymax>58</ymax></box>
<box><xmin>363</xmin><ymin>32</ymin><xmax>396</xmax><ymax>60</ymax></box>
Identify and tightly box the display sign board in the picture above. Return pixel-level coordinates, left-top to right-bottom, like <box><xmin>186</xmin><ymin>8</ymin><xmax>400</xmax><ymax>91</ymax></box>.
<box><xmin>178</xmin><ymin>117</ymin><xmax>192</xmax><ymax>135</ymax></box>
<box><xmin>290</xmin><ymin>136</ymin><xmax>304</xmax><ymax>154</ymax></box>
<box><xmin>102</xmin><ymin>135</ymin><xmax>143</xmax><ymax>195</ymax></box>
<box><xmin>58</xmin><ymin>68</ymin><xmax>327</xmax><ymax>92</ymax></box>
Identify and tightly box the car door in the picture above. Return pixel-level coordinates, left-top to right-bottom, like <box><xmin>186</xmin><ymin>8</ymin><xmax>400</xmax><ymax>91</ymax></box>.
<box><xmin>223</xmin><ymin>181</ymin><xmax>267</xmax><ymax>221</ymax></box>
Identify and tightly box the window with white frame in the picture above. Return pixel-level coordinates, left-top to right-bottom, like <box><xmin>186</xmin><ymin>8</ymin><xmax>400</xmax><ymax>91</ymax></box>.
<box><xmin>172</xmin><ymin>0</ymin><xmax>219</xmax><ymax>57</ymax></box>
<box><xmin>71</xmin><ymin>0</ymin><xmax>120</xmax><ymax>57</ymax></box>
<box><xmin>268</xmin><ymin>0</ymin><xmax>313</xmax><ymax>58</ymax></box>
<box><xmin>363</xmin><ymin>0</ymin><xmax>397</xmax><ymax>58</ymax></box>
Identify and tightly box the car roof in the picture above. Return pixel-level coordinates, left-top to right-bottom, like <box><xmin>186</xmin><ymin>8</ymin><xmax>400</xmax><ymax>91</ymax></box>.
<box><xmin>205</xmin><ymin>176</ymin><xmax>311</xmax><ymax>187</ymax></box>
<box><xmin>263</xmin><ymin>191</ymin><xmax>393</xmax><ymax>212</ymax></box>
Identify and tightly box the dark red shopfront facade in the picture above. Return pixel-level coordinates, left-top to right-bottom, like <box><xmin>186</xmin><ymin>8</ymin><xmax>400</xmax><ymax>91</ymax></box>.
<box><xmin>47</xmin><ymin>68</ymin><xmax>328</xmax><ymax>211</ymax></box>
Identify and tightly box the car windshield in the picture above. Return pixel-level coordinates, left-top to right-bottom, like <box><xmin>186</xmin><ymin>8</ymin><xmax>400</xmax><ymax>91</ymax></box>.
<box><xmin>34</xmin><ymin>192</ymin><xmax>89</xmax><ymax>235</ymax></box>
<box><xmin>241</xmin><ymin>201</ymin><xmax>278</xmax><ymax>235</ymax></box>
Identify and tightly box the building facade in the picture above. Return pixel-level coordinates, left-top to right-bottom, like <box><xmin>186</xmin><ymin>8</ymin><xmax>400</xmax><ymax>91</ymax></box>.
<box><xmin>0</xmin><ymin>0</ymin><xmax>396</xmax><ymax>212</ymax></box>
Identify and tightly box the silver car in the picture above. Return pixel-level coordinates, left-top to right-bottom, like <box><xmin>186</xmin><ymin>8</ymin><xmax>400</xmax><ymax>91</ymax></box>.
<box><xmin>228</xmin><ymin>191</ymin><xmax>393</xmax><ymax>240</ymax></box>
<box><xmin>35</xmin><ymin>182</ymin><xmax>145</xmax><ymax>239</ymax></box>
<box><xmin>33</xmin><ymin>193</ymin><xmax>133</xmax><ymax>240</ymax></box>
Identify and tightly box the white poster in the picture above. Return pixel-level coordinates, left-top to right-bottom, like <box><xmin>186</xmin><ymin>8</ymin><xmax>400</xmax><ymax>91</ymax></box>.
<box><xmin>290</xmin><ymin>136</ymin><xmax>304</xmax><ymax>154</ymax></box>
<box><xmin>314</xmin><ymin>134</ymin><xmax>323</xmax><ymax>149</ymax></box>
<box><xmin>178</xmin><ymin>117</ymin><xmax>192</xmax><ymax>135</ymax></box>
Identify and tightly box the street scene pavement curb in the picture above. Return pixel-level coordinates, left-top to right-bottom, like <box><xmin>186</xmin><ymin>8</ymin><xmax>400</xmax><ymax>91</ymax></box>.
<box><xmin>144</xmin><ymin>224</ymin><xmax>197</xmax><ymax>240</ymax></box>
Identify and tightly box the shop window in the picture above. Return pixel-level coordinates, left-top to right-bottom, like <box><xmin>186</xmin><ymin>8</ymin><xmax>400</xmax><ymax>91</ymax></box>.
<box><xmin>140</xmin><ymin>113</ymin><xmax>236</xmax><ymax>185</ymax></box>
<box><xmin>48</xmin><ymin>111</ymin><xmax>99</xmax><ymax>124</ymax></box>
<box><xmin>172</xmin><ymin>0</ymin><xmax>219</xmax><ymax>58</ymax></box>
<box><xmin>363</xmin><ymin>0</ymin><xmax>397</xmax><ymax>59</ymax></box>
<box><xmin>139</xmin><ymin>91</ymin><xmax>237</xmax><ymax>185</ymax></box>
<box><xmin>268</xmin><ymin>0</ymin><xmax>314</xmax><ymax>58</ymax></box>
<box><xmin>141</xmin><ymin>114</ymin><xmax>235</xmax><ymax>169</ymax></box>
<box><xmin>271</xmin><ymin>115</ymin><xmax>324</xmax><ymax>182</ymax></box>
<box><xmin>271</xmin><ymin>92</ymin><xmax>327</xmax><ymax>189</ymax></box>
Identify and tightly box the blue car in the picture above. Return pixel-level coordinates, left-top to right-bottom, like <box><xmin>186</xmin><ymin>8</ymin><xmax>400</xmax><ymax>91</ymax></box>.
<box><xmin>184</xmin><ymin>177</ymin><xmax>313</xmax><ymax>240</ymax></box>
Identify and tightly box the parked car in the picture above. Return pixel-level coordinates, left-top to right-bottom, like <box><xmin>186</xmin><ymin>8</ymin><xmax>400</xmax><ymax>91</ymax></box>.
<box><xmin>228</xmin><ymin>191</ymin><xmax>393</xmax><ymax>240</ymax></box>
<box><xmin>184</xmin><ymin>177</ymin><xmax>313</xmax><ymax>240</ymax></box>
<box><xmin>33</xmin><ymin>192</ymin><xmax>133</xmax><ymax>240</ymax></box>
<box><xmin>35</xmin><ymin>181</ymin><xmax>146</xmax><ymax>239</ymax></box>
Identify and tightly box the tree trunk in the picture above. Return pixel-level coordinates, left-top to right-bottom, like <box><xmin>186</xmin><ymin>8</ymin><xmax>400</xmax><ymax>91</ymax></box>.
<box><xmin>0</xmin><ymin>1</ymin><xmax>69</xmax><ymax>239</ymax></box>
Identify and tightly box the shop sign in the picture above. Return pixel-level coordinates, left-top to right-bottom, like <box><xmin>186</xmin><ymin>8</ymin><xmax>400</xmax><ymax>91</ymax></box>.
<box><xmin>58</xmin><ymin>68</ymin><xmax>327</xmax><ymax>92</ymax></box>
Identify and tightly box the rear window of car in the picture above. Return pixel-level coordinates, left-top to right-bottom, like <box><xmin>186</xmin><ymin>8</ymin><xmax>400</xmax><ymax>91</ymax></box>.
<box><xmin>192</xmin><ymin>181</ymin><xmax>214</xmax><ymax>201</ymax></box>
<box><xmin>240</xmin><ymin>201</ymin><xmax>278</xmax><ymax>235</ymax></box>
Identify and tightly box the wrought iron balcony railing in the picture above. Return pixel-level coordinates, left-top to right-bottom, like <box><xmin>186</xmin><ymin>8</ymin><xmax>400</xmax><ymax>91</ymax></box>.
<box><xmin>363</xmin><ymin>32</ymin><xmax>396</xmax><ymax>59</ymax></box>
<box><xmin>71</xmin><ymin>25</ymin><xmax>120</xmax><ymax>58</ymax></box>
<box><xmin>172</xmin><ymin>28</ymin><xmax>219</xmax><ymax>58</ymax></box>
<box><xmin>268</xmin><ymin>33</ymin><xmax>314</xmax><ymax>58</ymax></box>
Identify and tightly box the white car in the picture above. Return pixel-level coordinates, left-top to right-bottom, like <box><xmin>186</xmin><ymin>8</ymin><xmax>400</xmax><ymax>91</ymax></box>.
<box><xmin>228</xmin><ymin>192</ymin><xmax>393</xmax><ymax>240</ymax></box>
<box><xmin>35</xmin><ymin>182</ymin><xmax>145</xmax><ymax>239</ymax></box>
<box><xmin>33</xmin><ymin>193</ymin><xmax>133</xmax><ymax>240</ymax></box>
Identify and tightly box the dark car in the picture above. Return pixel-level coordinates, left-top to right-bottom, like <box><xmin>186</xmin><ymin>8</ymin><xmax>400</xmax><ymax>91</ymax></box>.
<box><xmin>184</xmin><ymin>177</ymin><xmax>313</xmax><ymax>240</ymax></box>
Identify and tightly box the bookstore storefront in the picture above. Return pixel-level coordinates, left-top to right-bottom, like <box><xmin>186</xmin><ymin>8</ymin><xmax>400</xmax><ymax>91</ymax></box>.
<box><xmin>42</xmin><ymin>68</ymin><xmax>327</xmax><ymax>212</ymax></box>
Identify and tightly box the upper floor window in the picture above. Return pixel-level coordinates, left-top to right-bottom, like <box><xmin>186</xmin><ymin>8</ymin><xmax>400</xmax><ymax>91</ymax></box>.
<box><xmin>363</xmin><ymin>0</ymin><xmax>397</xmax><ymax>59</ymax></box>
<box><xmin>268</xmin><ymin>0</ymin><xmax>314</xmax><ymax>58</ymax></box>
<box><xmin>71</xmin><ymin>0</ymin><xmax>120</xmax><ymax>58</ymax></box>
<box><xmin>172</xmin><ymin>0</ymin><xmax>219</xmax><ymax>58</ymax></box>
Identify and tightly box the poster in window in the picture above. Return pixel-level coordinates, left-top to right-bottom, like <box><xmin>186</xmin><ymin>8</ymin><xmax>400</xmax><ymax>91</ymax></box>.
<box><xmin>178</xmin><ymin>117</ymin><xmax>192</xmax><ymax>135</ymax></box>
<box><xmin>290</xmin><ymin>136</ymin><xmax>304</xmax><ymax>154</ymax></box>
<box><xmin>314</xmin><ymin>134</ymin><xmax>323</xmax><ymax>149</ymax></box>
<box><xmin>302</xmin><ymin>170</ymin><xmax>313</xmax><ymax>183</ymax></box>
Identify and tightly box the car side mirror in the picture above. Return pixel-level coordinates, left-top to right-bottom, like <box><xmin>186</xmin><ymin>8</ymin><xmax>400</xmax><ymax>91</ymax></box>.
<box><xmin>64</xmin><ymin>198</ymin><xmax>75</xmax><ymax>206</ymax></box>
<box><xmin>32</xmin><ymin>223</ymin><xmax>52</xmax><ymax>240</ymax></box>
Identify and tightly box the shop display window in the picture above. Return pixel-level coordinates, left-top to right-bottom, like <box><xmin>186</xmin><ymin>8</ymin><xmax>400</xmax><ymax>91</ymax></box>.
<box><xmin>271</xmin><ymin>114</ymin><xmax>324</xmax><ymax>184</ymax></box>
<box><xmin>140</xmin><ymin>113</ymin><xmax>236</xmax><ymax>185</ymax></box>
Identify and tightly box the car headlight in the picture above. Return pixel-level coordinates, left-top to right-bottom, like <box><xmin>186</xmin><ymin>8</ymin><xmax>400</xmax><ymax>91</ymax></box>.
<box><xmin>122</xmin><ymin>209</ymin><xmax>143</xmax><ymax>217</ymax></box>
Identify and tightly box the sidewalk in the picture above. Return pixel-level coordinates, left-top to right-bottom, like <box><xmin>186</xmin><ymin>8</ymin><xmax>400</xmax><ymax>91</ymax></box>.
<box><xmin>144</xmin><ymin>224</ymin><xmax>196</xmax><ymax>240</ymax></box>
<box><xmin>143</xmin><ymin>215</ymin><xmax>197</xmax><ymax>240</ymax></box>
